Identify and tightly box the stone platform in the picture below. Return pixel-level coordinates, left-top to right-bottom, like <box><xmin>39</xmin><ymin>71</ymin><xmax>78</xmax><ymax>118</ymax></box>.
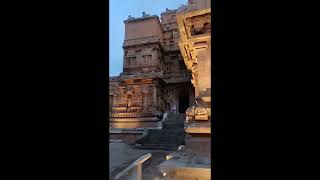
<box><xmin>159</xmin><ymin>151</ymin><xmax>211</xmax><ymax>180</ymax></box>
<box><xmin>109</xmin><ymin>127</ymin><xmax>161</xmax><ymax>144</ymax></box>
<box><xmin>109</xmin><ymin>116</ymin><xmax>161</xmax><ymax>129</ymax></box>
<box><xmin>109</xmin><ymin>141</ymin><xmax>174</xmax><ymax>180</ymax></box>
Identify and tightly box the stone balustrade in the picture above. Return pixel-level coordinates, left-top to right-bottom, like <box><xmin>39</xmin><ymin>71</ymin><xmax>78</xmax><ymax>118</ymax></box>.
<box><xmin>114</xmin><ymin>153</ymin><xmax>152</xmax><ymax>180</ymax></box>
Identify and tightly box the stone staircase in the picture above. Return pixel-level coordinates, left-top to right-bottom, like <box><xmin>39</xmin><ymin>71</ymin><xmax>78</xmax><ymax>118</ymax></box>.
<box><xmin>135</xmin><ymin>112</ymin><xmax>186</xmax><ymax>150</ymax></box>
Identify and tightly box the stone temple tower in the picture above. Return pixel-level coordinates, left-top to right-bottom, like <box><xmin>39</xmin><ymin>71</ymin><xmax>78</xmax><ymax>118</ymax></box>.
<box><xmin>109</xmin><ymin>11</ymin><xmax>194</xmax><ymax>142</ymax></box>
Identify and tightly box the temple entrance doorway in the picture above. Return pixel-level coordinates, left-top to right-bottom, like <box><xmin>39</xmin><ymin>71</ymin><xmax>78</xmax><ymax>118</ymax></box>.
<box><xmin>178</xmin><ymin>90</ymin><xmax>189</xmax><ymax>113</ymax></box>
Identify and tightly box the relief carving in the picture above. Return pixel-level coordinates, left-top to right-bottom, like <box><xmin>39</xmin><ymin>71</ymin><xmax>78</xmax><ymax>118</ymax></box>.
<box><xmin>186</xmin><ymin>105</ymin><xmax>209</xmax><ymax>122</ymax></box>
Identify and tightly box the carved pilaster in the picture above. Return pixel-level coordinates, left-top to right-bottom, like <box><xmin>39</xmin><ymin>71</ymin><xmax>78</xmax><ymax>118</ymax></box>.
<box><xmin>153</xmin><ymin>85</ymin><xmax>157</xmax><ymax>107</ymax></box>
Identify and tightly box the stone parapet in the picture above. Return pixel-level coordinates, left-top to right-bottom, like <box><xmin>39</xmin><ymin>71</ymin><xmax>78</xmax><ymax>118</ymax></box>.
<box><xmin>124</xmin><ymin>15</ymin><xmax>159</xmax><ymax>23</ymax></box>
<box><xmin>123</xmin><ymin>36</ymin><xmax>162</xmax><ymax>47</ymax></box>
<box><xmin>119</xmin><ymin>71</ymin><xmax>164</xmax><ymax>81</ymax></box>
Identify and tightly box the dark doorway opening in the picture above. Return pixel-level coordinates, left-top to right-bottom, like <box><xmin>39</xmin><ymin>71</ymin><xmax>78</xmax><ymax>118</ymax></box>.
<box><xmin>178</xmin><ymin>91</ymin><xmax>189</xmax><ymax>113</ymax></box>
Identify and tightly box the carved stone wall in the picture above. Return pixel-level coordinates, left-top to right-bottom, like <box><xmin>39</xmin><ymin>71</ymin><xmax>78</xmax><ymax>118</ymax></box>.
<box><xmin>160</xmin><ymin>9</ymin><xmax>191</xmax><ymax>83</ymax></box>
<box><xmin>109</xmin><ymin>79</ymin><xmax>165</xmax><ymax>117</ymax></box>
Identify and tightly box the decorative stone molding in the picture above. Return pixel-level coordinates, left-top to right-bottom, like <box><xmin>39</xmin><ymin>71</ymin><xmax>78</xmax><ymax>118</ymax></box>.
<box><xmin>123</xmin><ymin>36</ymin><xmax>161</xmax><ymax>47</ymax></box>
<box><xmin>109</xmin><ymin>112</ymin><xmax>154</xmax><ymax>118</ymax></box>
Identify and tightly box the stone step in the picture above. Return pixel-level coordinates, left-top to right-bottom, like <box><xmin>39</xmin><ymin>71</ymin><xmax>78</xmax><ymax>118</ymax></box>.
<box><xmin>140</xmin><ymin>140</ymin><xmax>183</xmax><ymax>144</ymax></box>
<box><xmin>164</xmin><ymin>122</ymin><xmax>184</xmax><ymax>125</ymax></box>
<box><xmin>145</xmin><ymin>133</ymin><xmax>185</xmax><ymax>139</ymax></box>
<box><xmin>146</xmin><ymin>137</ymin><xmax>184</xmax><ymax>141</ymax></box>
<box><xmin>141</xmin><ymin>141</ymin><xmax>184</xmax><ymax>144</ymax></box>
<box><xmin>148</xmin><ymin>134</ymin><xmax>184</xmax><ymax>137</ymax></box>
<box><xmin>141</xmin><ymin>143</ymin><xmax>180</xmax><ymax>147</ymax></box>
<box><xmin>139</xmin><ymin>140</ymin><xmax>184</xmax><ymax>146</ymax></box>
<box><xmin>135</xmin><ymin>145</ymin><xmax>178</xmax><ymax>151</ymax></box>
<box><xmin>147</xmin><ymin>134</ymin><xmax>184</xmax><ymax>137</ymax></box>
<box><xmin>147</xmin><ymin>134</ymin><xmax>184</xmax><ymax>138</ymax></box>
<box><xmin>134</xmin><ymin>113</ymin><xmax>186</xmax><ymax>150</ymax></box>
<box><xmin>147</xmin><ymin>134</ymin><xmax>185</xmax><ymax>138</ymax></box>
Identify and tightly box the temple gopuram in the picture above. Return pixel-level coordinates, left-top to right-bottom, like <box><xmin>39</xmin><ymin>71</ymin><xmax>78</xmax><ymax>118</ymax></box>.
<box><xmin>109</xmin><ymin>4</ymin><xmax>195</xmax><ymax>139</ymax></box>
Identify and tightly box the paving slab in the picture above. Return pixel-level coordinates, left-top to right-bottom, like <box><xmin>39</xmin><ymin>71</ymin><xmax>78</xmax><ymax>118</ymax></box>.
<box><xmin>109</xmin><ymin>142</ymin><xmax>174</xmax><ymax>180</ymax></box>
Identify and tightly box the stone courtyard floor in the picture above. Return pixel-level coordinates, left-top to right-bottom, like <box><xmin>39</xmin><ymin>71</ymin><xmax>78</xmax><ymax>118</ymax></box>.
<box><xmin>109</xmin><ymin>141</ymin><xmax>174</xmax><ymax>180</ymax></box>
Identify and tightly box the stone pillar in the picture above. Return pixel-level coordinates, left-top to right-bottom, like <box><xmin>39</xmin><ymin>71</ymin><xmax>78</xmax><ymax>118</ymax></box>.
<box><xmin>159</xmin><ymin>5</ymin><xmax>212</xmax><ymax>179</ymax></box>
<box><xmin>176</xmin><ymin>3</ymin><xmax>212</xmax><ymax>160</ymax></box>
<box><xmin>195</xmin><ymin>42</ymin><xmax>210</xmax><ymax>96</ymax></box>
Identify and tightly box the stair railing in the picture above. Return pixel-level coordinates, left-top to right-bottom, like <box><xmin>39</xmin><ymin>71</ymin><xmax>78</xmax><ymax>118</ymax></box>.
<box><xmin>114</xmin><ymin>153</ymin><xmax>152</xmax><ymax>180</ymax></box>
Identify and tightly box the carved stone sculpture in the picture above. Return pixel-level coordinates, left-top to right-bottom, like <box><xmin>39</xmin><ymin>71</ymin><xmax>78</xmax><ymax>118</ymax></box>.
<box><xmin>186</xmin><ymin>105</ymin><xmax>208</xmax><ymax>122</ymax></box>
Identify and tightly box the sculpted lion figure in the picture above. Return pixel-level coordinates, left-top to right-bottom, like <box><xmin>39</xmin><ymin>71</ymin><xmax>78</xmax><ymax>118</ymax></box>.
<box><xmin>186</xmin><ymin>106</ymin><xmax>209</xmax><ymax>122</ymax></box>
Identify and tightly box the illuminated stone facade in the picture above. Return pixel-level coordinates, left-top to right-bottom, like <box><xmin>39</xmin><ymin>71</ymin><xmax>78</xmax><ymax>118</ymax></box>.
<box><xmin>159</xmin><ymin>0</ymin><xmax>212</xmax><ymax>179</ymax></box>
<box><xmin>177</xmin><ymin>0</ymin><xmax>211</xmax><ymax>154</ymax></box>
<box><xmin>109</xmin><ymin>10</ymin><xmax>194</xmax><ymax>129</ymax></box>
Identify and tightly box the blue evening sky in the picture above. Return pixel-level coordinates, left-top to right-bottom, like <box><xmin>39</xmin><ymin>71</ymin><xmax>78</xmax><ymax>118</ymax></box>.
<box><xmin>109</xmin><ymin>0</ymin><xmax>187</xmax><ymax>76</ymax></box>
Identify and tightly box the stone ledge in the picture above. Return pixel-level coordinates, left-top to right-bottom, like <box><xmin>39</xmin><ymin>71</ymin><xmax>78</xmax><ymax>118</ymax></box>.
<box><xmin>109</xmin><ymin>130</ymin><xmax>144</xmax><ymax>134</ymax></box>
<box><xmin>123</xmin><ymin>36</ymin><xmax>161</xmax><ymax>47</ymax></box>
<box><xmin>109</xmin><ymin>127</ymin><xmax>161</xmax><ymax>134</ymax></box>
<box><xmin>159</xmin><ymin>157</ymin><xmax>211</xmax><ymax>180</ymax></box>
<box><xmin>109</xmin><ymin>117</ymin><xmax>160</xmax><ymax>122</ymax></box>
<box><xmin>124</xmin><ymin>15</ymin><xmax>159</xmax><ymax>23</ymax></box>
<box><xmin>185</xmin><ymin>122</ymin><xmax>211</xmax><ymax>134</ymax></box>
